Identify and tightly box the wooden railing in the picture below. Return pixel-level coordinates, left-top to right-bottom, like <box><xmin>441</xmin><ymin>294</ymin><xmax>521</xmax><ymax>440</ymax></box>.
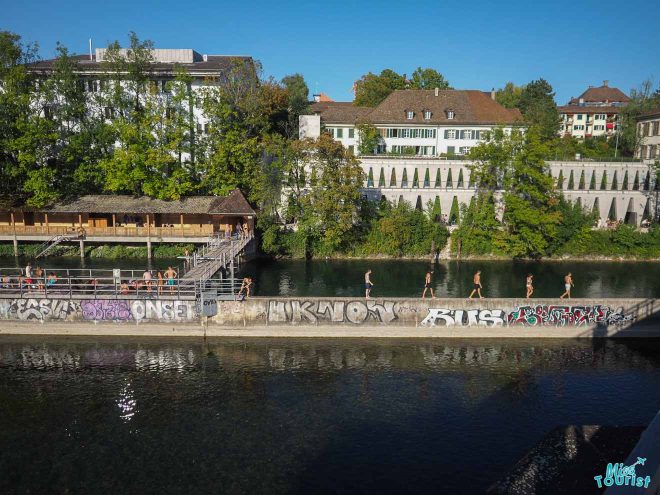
<box><xmin>0</xmin><ymin>224</ymin><xmax>215</xmax><ymax>237</ymax></box>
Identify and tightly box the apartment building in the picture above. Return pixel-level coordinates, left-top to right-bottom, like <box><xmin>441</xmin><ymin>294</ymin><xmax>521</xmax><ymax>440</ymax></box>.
<box><xmin>636</xmin><ymin>109</ymin><xmax>660</xmax><ymax>162</ymax></box>
<box><xmin>26</xmin><ymin>48</ymin><xmax>256</xmax><ymax>136</ymax></box>
<box><xmin>558</xmin><ymin>81</ymin><xmax>629</xmax><ymax>138</ymax></box>
<box><xmin>300</xmin><ymin>88</ymin><xmax>523</xmax><ymax>156</ymax></box>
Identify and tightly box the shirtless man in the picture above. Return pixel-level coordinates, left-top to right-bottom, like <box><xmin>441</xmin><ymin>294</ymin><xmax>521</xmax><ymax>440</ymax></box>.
<box><xmin>365</xmin><ymin>270</ymin><xmax>374</xmax><ymax>299</ymax></box>
<box><xmin>164</xmin><ymin>266</ymin><xmax>177</xmax><ymax>294</ymax></box>
<box><xmin>237</xmin><ymin>277</ymin><xmax>252</xmax><ymax>300</ymax></box>
<box><xmin>468</xmin><ymin>270</ymin><xmax>483</xmax><ymax>299</ymax></box>
<box><xmin>422</xmin><ymin>270</ymin><xmax>435</xmax><ymax>299</ymax></box>
<box><xmin>560</xmin><ymin>272</ymin><xmax>574</xmax><ymax>299</ymax></box>
<box><xmin>526</xmin><ymin>274</ymin><xmax>534</xmax><ymax>299</ymax></box>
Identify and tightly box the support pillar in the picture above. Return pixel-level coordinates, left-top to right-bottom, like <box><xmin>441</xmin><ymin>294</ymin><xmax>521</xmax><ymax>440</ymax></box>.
<box><xmin>10</xmin><ymin>212</ymin><xmax>17</xmax><ymax>257</ymax></box>
<box><xmin>13</xmin><ymin>238</ymin><xmax>18</xmax><ymax>257</ymax></box>
<box><xmin>79</xmin><ymin>239</ymin><xmax>84</xmax><ymax>258</ymax></box>
<box><xmin>147</xmin><ymin>239</ymin><xmax>152</xmax><ymax>260</ymax></box>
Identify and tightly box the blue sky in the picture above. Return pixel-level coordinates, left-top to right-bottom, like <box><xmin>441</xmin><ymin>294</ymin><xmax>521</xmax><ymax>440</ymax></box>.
<box><xmin>3</xmin><ymin>0</ymin><xmax>659</xmax><ymax>104</ymax></box>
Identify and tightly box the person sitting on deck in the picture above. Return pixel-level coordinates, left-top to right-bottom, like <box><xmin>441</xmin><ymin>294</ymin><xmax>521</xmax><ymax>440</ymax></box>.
<box><xmin>46</xmin><ymin>273</ymin><xmax>57</xmax><ymax>287</ymax></box>
<box><xmin>1</xmin><ymin>275</ymin><xmax>10</xmax><ymax>290</ymax></box>
<box><xmin>119</xmin><ymin>281</ymin><xmax>129</xmax><ymax>295</ymax></box>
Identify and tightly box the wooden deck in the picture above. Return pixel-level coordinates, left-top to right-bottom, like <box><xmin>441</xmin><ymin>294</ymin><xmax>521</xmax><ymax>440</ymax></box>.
<box><xmin>0</xmin><ymin>224</ymin><xmax>216</xmax><ymax>238</ymax></box>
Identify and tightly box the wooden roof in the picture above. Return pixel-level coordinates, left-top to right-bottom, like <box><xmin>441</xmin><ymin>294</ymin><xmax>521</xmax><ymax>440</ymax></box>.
<box><xmin>33</xmin><ymin>189</ymin><xmax>255</xmax><ymax>215</ymax></box>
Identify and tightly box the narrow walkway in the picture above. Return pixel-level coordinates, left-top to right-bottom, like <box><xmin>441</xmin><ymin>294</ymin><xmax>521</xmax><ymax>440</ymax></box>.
<box><xmin>181</xmin><ymin>233</ymin><xmax>254</xmax><ymax>281</ymax></box>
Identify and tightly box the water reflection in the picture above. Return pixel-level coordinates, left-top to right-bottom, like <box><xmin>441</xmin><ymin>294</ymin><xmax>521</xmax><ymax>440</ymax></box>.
<box><xmin>0</xmin><ymin>337</ymin><xmax>659</xmax><ymax>495</ymax></box>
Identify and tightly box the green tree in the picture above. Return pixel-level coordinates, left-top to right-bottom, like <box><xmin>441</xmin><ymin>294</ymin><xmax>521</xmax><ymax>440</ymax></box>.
<box><xmin>518</xmin><ymin>78</ymin><xmax>560</xmax><ymax>142</ymax></box>
<box><xmin>378</xmin><ymin>167</ymin><xmax>385</xmax><ymax>187</ymax></box>
<box><xmin>611</xmin><ymin>171</ymin><xmax>618</xmax><ymax>190</ymax></box>
<box><xmin>353</xmin><ymin>69</ymin><xmax>406</xmax><ymax>107</ymax></box>
<box><xmin>589</xmin><ymin>172</ymin><xmax>597</xmax><ymax>190</ymax></box>
<box><xmin>600</xmin><ymin>171</ymin><xmax>608</xmax><ymax>190</ymax></box>
<box><xmin>449</xmin><ymin>196</ymin><xmax>460</xmax><ymax>224</ymax></box>
<box><xmin>281</xmin><ymin>73</ymin><xmax>309</xmax><ymax>138</ymax></box>
<box><xmin>622</xmin><ymin>170</ymin><xmax>629</xmax><ymax>190</ymax></box>
<box><xmin>423</xmin><ymin>168</ymin><xmax>430</xmax><ymax>187</ymax></box>
<box><xmin>356</xmin><ymin>122</ymin><xmax>380</xmax><ymax>155</ymax></box>
<box><xmin>578</xmin><ymin>170</ymin><xmax>585</xmax><ymax>189</ymax></box>
<box><xmin>557</xmin><ymin>170</ymin><xmax>564</xmax><ymax>190</ymax></box>
<box><xmin>567</xmin><ymin>170</ymin><xmax>575</xmax><ymax>190</ymax></box>
<box><xmin>495</xmin><ymin>82</ymin><xmax>524</xmax><ymax>109</ymax></box>
<box><xmin>409</xmin><ymin>67</ymin><xmax>450</xmax><ymax>90</ymax></box>
<box><xmin>616</xmin><ymin>80</ymin><xmax>660</xmax><ymax>156</ymax></box>
<box><xmin>452</xmin><ymin>192</ymin><xmax>500</xmax><ymax>255</ymax></box>
<box><xmin>412</xmin><ymin>168</ymin><xmax>419</xmax><ymax>188</ymax></box>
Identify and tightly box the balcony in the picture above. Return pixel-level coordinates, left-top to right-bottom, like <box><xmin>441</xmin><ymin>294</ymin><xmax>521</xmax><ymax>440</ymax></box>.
<box><xmin>0</xmin><ymin>224</ymin><xmax>216</xmax><ymax>239</ymax></box>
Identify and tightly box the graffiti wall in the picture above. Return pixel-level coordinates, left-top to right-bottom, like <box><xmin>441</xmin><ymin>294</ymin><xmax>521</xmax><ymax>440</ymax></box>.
<box><xmin>214</xmin><ymin>299</ymin><xmax>643</xmax><ymax>329</ymax></box>
<box><xmin>0</xmin><ymin>298</ymin><xmax>197</xmax><ymax>322</ymax></box>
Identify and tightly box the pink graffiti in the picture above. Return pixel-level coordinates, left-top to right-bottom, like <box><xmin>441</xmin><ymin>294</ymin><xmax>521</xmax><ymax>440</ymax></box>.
<box><xmin>81</xmin><ymin>300</ymin><xmax>133</xmax><ymax>321</ymax></box>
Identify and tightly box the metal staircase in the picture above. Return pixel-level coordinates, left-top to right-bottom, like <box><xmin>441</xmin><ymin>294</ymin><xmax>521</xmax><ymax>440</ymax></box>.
<box><xmin>35</xmin><ymin>232</ymin><xmax>82</xmax><ymax>259</ymax></box>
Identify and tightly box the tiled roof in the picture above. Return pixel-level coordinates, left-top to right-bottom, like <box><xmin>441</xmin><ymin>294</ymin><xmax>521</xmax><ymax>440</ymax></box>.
<box><xmin>311</xmin><ymin>90</ymin><xmax>522</xmax><ymax>125</ymax></box>
<box><xmin>39</xmin><ymin>189</ymin><xmax>255</xmax><ymax>215</ymax></box>
<box><xmin>309</xmin><ymin>102</ymin><xmax>372</xmax><ymax>124</ymax></box>
<box><xmin>27</xmin><ymin>54</ymin><xmax>255</xmax><ymax>76</ymax></box>
<box><xmin>558</xmin><ymin>105</ymin><xmax>622</xmax><ymax>115</ymax></box>
<box><xmin>569</xmin><ymin>84</ymin><xmax>630</xmax><ymax>104</ymax></box>
<box><xmin>364</xmin><ymin>90</ymin><xmax>523</xmax><ymax>125</ymax></box>
<box><xmin>637</xmin><ymin>108</ymin><xmax>660</xmax><ymax>121</ymax></box>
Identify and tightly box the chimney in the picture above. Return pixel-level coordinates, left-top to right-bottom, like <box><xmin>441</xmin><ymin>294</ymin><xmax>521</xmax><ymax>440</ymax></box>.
<box><xmin>603</xmin><ymin>80</ymin><xmax>609</xmax><ymax>87</ymax></box>
<box><xmin>203</xmin><ymin>54</ymin><xmax>208</xmax><ymax>62</ymax></box>
<box><xmin>89</xmin><ymin>38</ymin><xmax>93</xmax><ymax>61</ymax></box>
<box><xmin>313</xmin><ymin>94</ymin><xmax>321</xmax><ymax>103</ymax></box>
<box><xmin>434</xmin><ymin>87</ymin><xmax>439</xmax><ymax>97</ymax></box>
<box><xmin>579</xmin><ymin>98</ymin><xmax>585</xmax><ymax>106</ymax></box>
<box><xmin>491</xmin><ymin>88</ymin><xmax>496</xmax><ymax>100</ymax></box>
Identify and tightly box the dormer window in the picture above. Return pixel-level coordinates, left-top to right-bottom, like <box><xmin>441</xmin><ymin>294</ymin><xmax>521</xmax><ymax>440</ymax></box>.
<box><xmin>406</xmin><ymin>111</ymin><xmax>414</xmax><ymax>120</ymax></box>
<box><xmin>423</xmin><ymin>110</ymin><xmax>432</xmax><ymax>120</ymax></box>
<box><xmin>447</xmin><ymin>110</ymin><xmax>455</xmax><ymax>120</ymax></box>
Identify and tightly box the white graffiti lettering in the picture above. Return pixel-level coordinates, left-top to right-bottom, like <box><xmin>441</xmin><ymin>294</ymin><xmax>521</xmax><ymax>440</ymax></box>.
<box><xmin>420</xmin><ymin>308</ymin><xmax>505</xmax><ymax>327</ymax></box>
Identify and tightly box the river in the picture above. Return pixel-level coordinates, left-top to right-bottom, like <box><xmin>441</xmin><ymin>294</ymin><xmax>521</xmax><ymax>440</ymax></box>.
<box><xmin>2</xmin><ymin>257</ymin><xmax>660</xmax><ymax>298</ymax></box>
<box><xmin>0</xmin><ymin>337</ymin><xmax>658</xmax><ymax>494</ymax></box>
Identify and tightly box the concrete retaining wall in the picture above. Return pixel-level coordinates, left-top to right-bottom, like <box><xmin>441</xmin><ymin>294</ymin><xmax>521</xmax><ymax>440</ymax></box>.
<box><xmin>0</xmin><ymin>297</ymin><xmax>659</xmax><ymax>332</ymax></box>
<box><xmin>212</xmin><ymin>297</ymin><xmax>660</xmax><ymax>330</ymax></box>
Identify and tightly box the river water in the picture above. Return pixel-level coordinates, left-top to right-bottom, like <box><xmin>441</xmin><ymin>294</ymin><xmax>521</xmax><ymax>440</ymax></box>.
<box><xmin>0</xmin><ymin>337</ymin><xmax>659</xmax><ymax>494</ymax></box>
<box><xmin>2</xmin><ymin>256</ymin><xmax>660</xmax><ymax>298</ymax></box>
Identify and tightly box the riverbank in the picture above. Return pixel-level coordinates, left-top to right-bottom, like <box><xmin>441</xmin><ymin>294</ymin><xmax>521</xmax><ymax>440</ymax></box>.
<box><xmin>2</xmin><ymin>321</ymin><xmax>659</xmax><ymax>338</ymax></box>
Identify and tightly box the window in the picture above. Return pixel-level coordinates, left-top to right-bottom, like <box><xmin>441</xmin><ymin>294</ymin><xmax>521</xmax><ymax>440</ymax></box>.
<box><xmin>447</xmin><ymin>146</ymin><xmax>455</xmax><ymax>155</ymax></box>
<box><xmin>348</xmin><ymin>145</ymin><xmax>354</xmax><ymax>154</ymax></box>
<box><xmin>406</xmin><ymin>111</ymin><xmax>414</xmax><ymax>120</ymax></box>
<box><xmin>577</xmin><ymin>114</ymin><xmax>583</xmax><ymax>120</ymax></box>
<box><xmin>43</xmin><ymin>106</ymin><xmax>53</xmax><ymax>119</ymax></box>
<box><xmin>447</xmin><ymin>110</ymin><xmax>455</xmax><ymax>120</ymax></box>
<box><xmin>99</xmin><ymin>80</ymin><xmax>108</xmax><ymax>91</ymax></box>
<box><xmin>196</xmin><ymin>123</ymin><xmax>203</xmax><ymax>134</ymax></box>
<box><xmin>594</xmin><ymin>125</ymin><xmax>605</xmax><ymax>131</ymax></box>
<box><xmin>463</xmin><ymin>130</ymin><xmax>473</xmax><ymax>140</ymax></box>
<box><xmin>204</xmin><ymin>123</ymin><xmax>210</xmax><ymax>134</ymax></box>
<box><xmin>445</xmin><ymin>129</ymin><xmax>456</xmax><ymax>139</ymax></box>
<box><xmin>336</xmin><ymin>128</ymin><xmax>343</xmax><ymax>138</ymax></box>
<box><xmin>653</xmin><ymin>122</ymin><xmax>660</xmax><ymax>136</ymax></box>
<box><xmin>424</xmin><ymin>110</ymin><xmax>432</xmax><ymax>120</ymax></box>
<box><xmin>459</xmin><ymin>146</ymin><xmax>470</xmax><ymax>155</ymax></box>
<box><xmin>348</xmin><ymin>128</ymin><xmax>354</xmax><ymax>138</ymax></box>
<box><xmin>104</xmin><ymin>107</ymin><xmax>114</xmax><ymax>119</ymax></box>
<box><xmin>596</xmin><ymin>114</ymin><xmax>606</xmax><ymax>120</ymax></box>
<box><xmin>573</xmin><ymin>125</ymin><xmax>585</xmax><ymax>131</ymax></box>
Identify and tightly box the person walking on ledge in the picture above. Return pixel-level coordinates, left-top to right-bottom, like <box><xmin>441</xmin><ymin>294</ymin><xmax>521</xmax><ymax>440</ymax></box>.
<box><xmin>469</xmin><ymin>270</ymin><xmax>483</xmax><ymax>299</ymax></box>
<box><xmin>422</xmin><ymin>270</ymin><xmax>435</xmax><ymax>299</ymax></box>
<box><xmin>526</xmin><ymin>274</ymin><xmax>534</xmax><ymax>299</ymax></box>
<box><xmin>560</xmin><ymin>272</ymin><xmax>573</xmax><ymax>299</ymax></box>
<box><xmin>365</xmin><ymin>269</ymin><xmax>374</xmax><ymax>299</ymax></box>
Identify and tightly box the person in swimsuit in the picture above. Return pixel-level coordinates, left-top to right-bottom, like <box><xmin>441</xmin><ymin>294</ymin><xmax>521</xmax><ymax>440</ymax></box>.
<box><xmin>237</xmin><ymin>277</ymin><xmax>253</xmax><ymax>300</ymax></box>
<box><xmin>468</xmin><ymin>270</ymin><xmax>483</xmax><ymax>299</ymax></box>
<box><xmin>526</xmin><ymin>274</ymin><xmax>534</xmax><ymax>299</ymax></box>
<box><xmin>164</xmin><ymin>266</ymin><xmax>177</xmax><ymax>294</ymax></box>
<box><xmin>365</xmin><ymin>270</ymin><xmax>373</xmax><ymax>299</ymax></box>
<box><xmin>422</xmin><ymin>270</ymin><xmax>435</xmax><ymax>299</ymax></box>
<box><xmin>560</xmin><ymin>272</ymin><xmax>573</xmax><ymax>299</ymax></box>
<box><xmin>157</xmin><ymin>271</ymin><xmax>164</xmax><ymax>296</ymax></box>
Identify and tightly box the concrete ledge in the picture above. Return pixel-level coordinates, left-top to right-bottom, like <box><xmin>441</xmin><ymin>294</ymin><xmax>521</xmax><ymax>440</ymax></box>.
<box><xmin>1</xmin><ymin>322</ymin><xmax>660</xmax><ymax>338</ymax></box>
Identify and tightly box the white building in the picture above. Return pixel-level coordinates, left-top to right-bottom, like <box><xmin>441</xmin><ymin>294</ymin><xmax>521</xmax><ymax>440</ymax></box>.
<box><xmin>26</xmin><ymin>48</ymin><xmax>256</xmax><ymax>138</ymax></box>
<box><xmin>558</xmin><ymin>81</ymin><xmax>629</xmax><ymax>139</ymax></box>
<box><xmin>636</xmin><ymin>109</ymin><xmax>660</xmax><ymax>162</ymax></box>
<box><xmin>300</xmin><ymin>88</ymin><xmax>523</xmax><ymax>156</ymax></box>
